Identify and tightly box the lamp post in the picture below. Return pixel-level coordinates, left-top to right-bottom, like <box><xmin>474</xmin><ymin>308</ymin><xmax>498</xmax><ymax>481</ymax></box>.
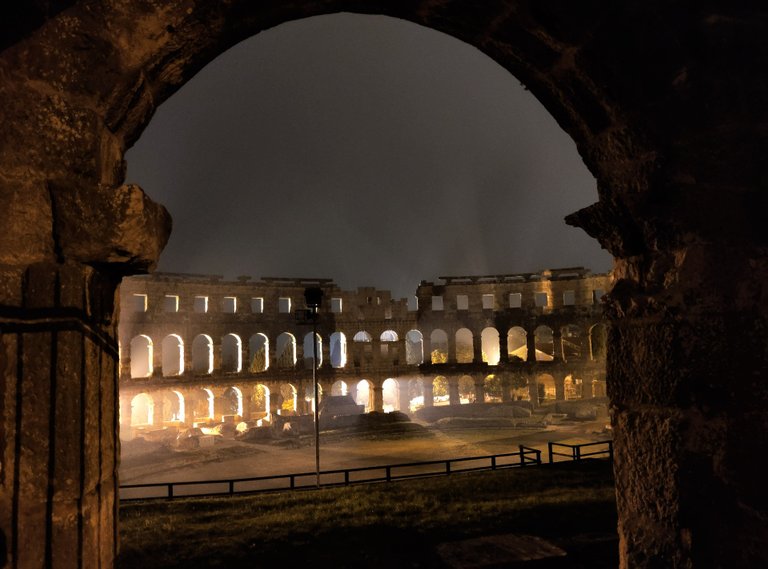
<box><xmin>303</xmin><ymin>287</ymin><xmax>323</xmax><ymax>487</ymax></box>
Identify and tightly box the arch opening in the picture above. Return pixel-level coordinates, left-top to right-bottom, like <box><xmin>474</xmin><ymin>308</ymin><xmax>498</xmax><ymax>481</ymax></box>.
<box><xmin>330</xmin><ymin>332</ymin><xmax>347</xmax><ymax>368</ymax></box>
<box><xmin>455</xmin><ymin>328</ymin><xmax>474</xmax><ymax>363</ymax></box>
<box><xmin>249</xmin><ymin>333</ymin><xmax>270</xmax><ymax>372</ymax></box>
<box><xmin>480</xmin><ymin>327</ymin><xmax>500</xmax><ymax>365</ymax></box>
<box><xmin>405</xmin><ymin>330</ymin><xmax>423</xmax><ymax>365</ymax></box>
<box><xmin>129</xmin><ymin>335</ymin><xmax>153</xmax><ymax>378</ymax></box>
<box><xmin>222</xmin><ymin>333</ymin><xmax>243</xmax><ymax>373</ymax></box>
<box><xmin>430</xmin><ymin>329</ymin><xmax>448</xmax><ymax>364</ymax></box>
<box><xmin>161</xmin><ymin>334</ymin><xmax>184</xmax><ymax>377</ymax></box>
<box><xmin>354</xmin><ymin>379</ymin><xmax>373</xmax><ymax>413</ymax></box>
<box><xmin>192</xmin><ymin>334</ymin><xmax>214</xmax><ymax>375</ymax></box>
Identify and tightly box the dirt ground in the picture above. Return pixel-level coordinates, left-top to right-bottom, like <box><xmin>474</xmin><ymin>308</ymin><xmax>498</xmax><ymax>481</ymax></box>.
<box><xmin>119</xmin><ymin>414</ymin><xmax>612</xmax><ymax>485</ymax></box>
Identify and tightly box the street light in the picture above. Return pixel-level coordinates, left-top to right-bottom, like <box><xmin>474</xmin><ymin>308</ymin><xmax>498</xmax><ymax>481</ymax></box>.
<box><xmin>303</xmin><ymin>287</ymin><xmax>323</xmax><ymax>487</ymax></box>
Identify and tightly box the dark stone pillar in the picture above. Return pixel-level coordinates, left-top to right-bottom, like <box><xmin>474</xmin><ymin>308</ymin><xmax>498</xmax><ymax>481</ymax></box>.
<box><xmin>472</xmin><ymin>335</ymin><xmax>483</xmax><ymax>363</ymax></box>
<box><xmin>422</xmin><ymin>379</ymin><xmax>434</xmax><ymax>408</ymax></box>
<box><xmin>448</xmin><ymin>376</ymin><xmax>460</xmax><ymax>406</ymax></box>
<box><xmin>605</xmin><ymin>246</ymin><xmax>768</xmax><ymax>568</ymax></box>
<box><xmin>554</xmin><ymin>375</ymin><xmax>565</xmax><ymax>401</ymax></box>
<box><xmin>473</xmin><ymin>375</ymin><xmax>484</xmax><ymax>403</ymax></box>
<box><xmin>526</xmin><ymin>328</ymin><xmax>536</xmax><ymax>362</ymax></box>
<box><xmin>447</xmin><ymin>330</ymin><xmax>457</xmax><ymax>363</ymax></box>
<box><xmin>0</xmin><ymin>263</ymin><xmax>121</xmax><ymax>569</ymax></box>
<box><xmin>527</xmin><ymin>374</ymin><xmax>539</xmax><ymax>409</ymax></box>
<box><xmin>552</xmin><ymin>329</ymin><xmax>563</xmax><ymax>362</ymax></box>
<box><xmin>397</xmin><ymin>379</ymin><xmax>411</xmax><ymax>413</ymax></box>
<box><xmin>498</xmin><ymin>330</ymin><xmax>509</xmax><ymax>364</ymax></box>
<box><xmin>372</xmin><ymin>382</ymin><xmax>384</xmax><ymax>413</ymax></box>
<box><xmin>500</xmin><ymin>374</ymin><xmax>513</xmax><ymax>402</ymax></box>
<box><xmin>422</xmin><ymin>333</ymin><xmax>432</xmax><ymax>364</ymax></box>
<box><xmin>182</xmin><ymin>340</ymin><xmax>194</xmax><ymax>377</ymax></box>
<box><xmin>241</xmin><ymin>386</ymin><xmax>253</xmax><ymax>420</ymax></box>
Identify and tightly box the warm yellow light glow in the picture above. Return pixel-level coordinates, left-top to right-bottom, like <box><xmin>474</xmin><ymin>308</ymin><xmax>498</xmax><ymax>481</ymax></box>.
<box><xmin>382</xmin><ymin>378</ymin><xmax>398</xmax><ymax>412</ymax></box>
<box><xmin>203</xmin><ymin>388</ymin><xmax>214</xmax><ymax>419</ymax></box>
<box><xmin>172</xmin><ymin>390</ymin><xmax>185</xmax><ymax>423</ymax></box>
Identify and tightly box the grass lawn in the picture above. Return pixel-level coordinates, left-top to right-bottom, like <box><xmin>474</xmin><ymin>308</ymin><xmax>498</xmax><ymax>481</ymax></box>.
<box><xmin>118</xmin><ymin>460</ymin><xmax>617</xmax><ymax>568</ymax></box>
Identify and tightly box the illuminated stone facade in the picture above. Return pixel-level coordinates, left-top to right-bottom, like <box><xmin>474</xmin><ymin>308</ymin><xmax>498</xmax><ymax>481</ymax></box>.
<box><xmin>118</xmin><ymin>268</ymin><xmax>610</xmax><ymax>434</ymax></box>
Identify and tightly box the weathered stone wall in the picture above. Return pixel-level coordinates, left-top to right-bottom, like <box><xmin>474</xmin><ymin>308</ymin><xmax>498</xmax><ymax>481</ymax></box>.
<box><xmin>0</xmin><ymin>263</ymin><xmax>121</xmax><ymax>568</ymax></box>
<box><xmin>116</xmin><ymin>268</ymin><xmax>608</xmax><ymax>430</ymax></box>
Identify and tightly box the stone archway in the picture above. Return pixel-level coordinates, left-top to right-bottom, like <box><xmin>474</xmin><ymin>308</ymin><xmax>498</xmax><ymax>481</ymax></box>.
<box><xmin>2</xmin><ymin>3</ymin><xmax>767</xmax><ymax>568</ymax></box>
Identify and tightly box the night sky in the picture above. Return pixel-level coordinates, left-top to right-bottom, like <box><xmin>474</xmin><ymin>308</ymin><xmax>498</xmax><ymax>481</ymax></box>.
<box><xmin>125</xmin><ymin>13</ymin><xmax>612</xmax><ymax>299</ymax></box>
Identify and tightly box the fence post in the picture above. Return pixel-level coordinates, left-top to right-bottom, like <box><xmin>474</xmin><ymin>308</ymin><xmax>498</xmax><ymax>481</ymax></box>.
<box><xmin>547</xmin><ymin>442</ymin><xmax>554</xmax><ymax>464</ymax></box>
<box><xmin>168</xmin><ymin>484</ymin><xmax>173</xmax><ymax>499</ymax></box>
<box><xmin>386</xmin><ymin>466</ymin><xmax>391</xmax><ymax>482</ymax></box>
<box><xmin>345</xmin><ymin>471</ymin><xmax>350</xmax><ymax>485</ymax></box>
<box><xmin>535</xmin><ymin>449</ymin><xmax>541</xmax><ymax>466</ymax></box>
<box><xmin>229</xmin><ymin>480</ymin><xmax>235</xmax><ymax>495</ymax></box>
<box><xmin>491</xmin><ymin>456</ymin><xmax>497</xmax><ymax>470</ymax></box>
<box><xmin>446</xmin><ymin>461</ymin><xmax>451</xmax><ymax>475</ymax></box>
<box><xmin>575</xmin><ymin>445</ymin><xmax>581</xmax><ymax>461</ymax></box>
<box><xmin>608</xmin><ymin>441</ymin><xmax>614</xmax><ymax>462</ymax></box>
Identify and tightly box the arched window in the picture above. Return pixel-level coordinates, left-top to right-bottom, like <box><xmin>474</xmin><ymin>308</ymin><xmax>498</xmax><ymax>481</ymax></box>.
<box><xmin>561</xmin><ymin>325</ymin><xmax>584</xmax><ymax>362</ymax></box>
<box><xmin>192</xmin><ymin>334</ymin><xmax>213</xmax><ymax>375</ymax></box>
<box><xmin>507</xmin><ymin>327</ymin><xmax>527</xmax><ymax>361</ymax></box>
<box><xmin>534</xmin><ymin>326</ymin><xmax>554</xmax><ymax>361</ymax></box>
<box><xmin>354</xmin><ymin>380</ymin><xmax>373</xmax><ymax>412</ymax></box>
<box><xmin>155</xmin><ymin>390</ymin><xmax>184</xmax><ymax>423</ymax></box>
<box><xmin>161</xmin><ymin>334</ymin><xmax>184</xmax><ymax>377</ymax></box>
<box><xmin>223</xmin><ymin>386</ymin><xmax>243</xmax><ymax>417</ymax></box>
<box><xmin>129</xmin><ymin>335</ymin><xmax>153</xmax><ymax>378</ymax></box>
<box><xmin>484</xmin><ymin>375</ymin><xmax>503</xmax><ymax>403</ymax></box>
<box><xmin>432</xmin><ymin>376</ymin><xmax>449</xmax><ymax>406</ymax></box>
<box><xmin>353</xmin><ymin>331</ymin><xmax>372</xmax><ymax>342</ymax></box>
<box><xmin>221</xmin><ymin>333</ymin><xmax>243</xmax><ymax>373</ymax></box>
<box><xmin>536</xmin><ymin>374</ymin><xmax>556</xmax><ymax>402</ymax></box>
<box><xmin>275</xmin><ymin>333</ymin><xmax>296</xmax><ymax>368</ymax></box>
<box><xmin>459</xmin><ymin>376</ymin><xmax>475</xmax><ymax>404</ymax></box>
<box><xmin>253</xmin><ymin>384</ymin><xmax>270</xmax><ymax>420</ymax></box>
<box><xmin>303</xmin><ymin>332</ymin><xmax>323</xmax><ymax>369</ymax></box>
<box><xmin>481</xmin><ymin>327</ymin><xmax>500</xmax><ymax>365</ymax></box>
<box><xmin>278</xmin><ymin>383</ymin><xmax>297</xmax><ymax>413</ymax></box>
<box><xmin>248</xmin><ymin>333</ymin><xmax>269</xmax><ymax>372</ymax></box>
<box><xmin>380</xmin><ymin>330</ymin><xmax>398</xmax><ymax>342</ymax></box>
<box><xmin>330</xmin><ymin>332</ymin><xmax>347</xmax><ymax>368</ymax></box>
<box><xmin>455</xmin><ymin>328</ymin><xmax>474</xmax><ymax>363</ymax></box>
<box><xmin>564</xmin><ymin>374</ymin><xmax>583</xmax><ymax>400</ymax></box>
<box><xmin>408</xmin><ymin>379</ymin><xmax>425</xmax><ymax>412</ymax></box>
<box><xmin>201</xmin><ymin>388</ymin><xmax>215</xmax><ymax>419</ymax></box>
<box><xmin>430</xmin><ymin>329</ymin><xmax>448</xmax><ymax>363</ymax></box>
<box><xmin>382</xmin><ymin>378</ymin><xmax>399</xmax><ymax>412</ymax></box>
<box><xmin>130</xmin><ymin>393</ymin><xmax>154</xmax><ymax>426</ymax></box>
<box><xmin>405</xmin><ymin>330</ymin><xmax>423</xmax><ymax>365</ymax></box>
<box><xmin>379</xmin><ymin>330</ymin><xmax>398</xmax><ymax>357</ymax></box>
<box><xmin>331</xmin><ymin>380</ymin><xmax>348</xmax><ymax>396</ymax></box>
<box><xmin>170</xmin><ymin>390</ymin><xmax>185</xmax><ymax>423</ymax></box>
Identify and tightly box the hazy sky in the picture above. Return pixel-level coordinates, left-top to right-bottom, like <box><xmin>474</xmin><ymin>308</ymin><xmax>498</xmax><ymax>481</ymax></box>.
<box><xmin>125</xmin><ymin>13</ymin><xmax>611</xmax><ymax>299</ymax></box>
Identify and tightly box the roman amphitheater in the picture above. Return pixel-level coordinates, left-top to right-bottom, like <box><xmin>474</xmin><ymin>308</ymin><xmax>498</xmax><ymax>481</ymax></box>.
<box><xmin>5</xmin><ymin>4</ymin><xmax>766</xmax><ymax>566</ymax></box>
<box><xmin>118</xmin><ymin>267</ymin><xmax>610</xmax><ymax>435</ymax></box>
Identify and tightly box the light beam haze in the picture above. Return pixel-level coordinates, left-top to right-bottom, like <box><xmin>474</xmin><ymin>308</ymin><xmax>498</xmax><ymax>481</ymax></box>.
<box><xmin>126</xmin><ymin>13</ymin><xmax>612</xmax><ymax>299</ymax></box>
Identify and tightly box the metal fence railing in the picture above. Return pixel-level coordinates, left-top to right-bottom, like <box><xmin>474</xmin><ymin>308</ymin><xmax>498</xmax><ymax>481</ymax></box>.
<box><xmin>120</xmin><ymin>440</ymin><xmax>612</xmax><ymax>502</ymax></box>
<box><xmin>547</xmin><ymin>440</ymin><xmax>613</xmax><ymax>463</ymax></box>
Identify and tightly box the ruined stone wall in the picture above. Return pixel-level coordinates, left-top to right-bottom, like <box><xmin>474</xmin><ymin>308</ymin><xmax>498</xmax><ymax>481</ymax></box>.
<box><xmin>117</xmin><ymin>267</ymin><xmax>609</xmax><ymax>430</ymax></box>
